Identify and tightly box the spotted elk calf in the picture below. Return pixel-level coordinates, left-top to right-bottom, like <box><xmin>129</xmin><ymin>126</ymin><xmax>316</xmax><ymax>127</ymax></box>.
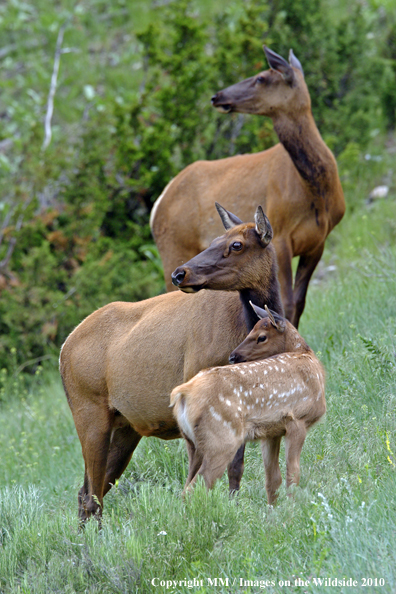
<box><xmin>170</xmin><ymin>305</ymin><xmax>326</xmax><ymax>504</ymax></box>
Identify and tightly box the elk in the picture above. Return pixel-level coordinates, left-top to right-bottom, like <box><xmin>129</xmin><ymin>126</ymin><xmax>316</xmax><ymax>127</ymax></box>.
<box><xmin>170</xmin><ymin>304</ymin><xmax>326</xmax><ymax>504</ymax></box>
<box><xmin>150</xmin><ymin>46</ymin><xmax>345</xmax><ymax>328</ymax></box>
<box><xmin>60</xmin><ymin>204</ymin><xmax>283</xmax><ymax>522</ymax></box>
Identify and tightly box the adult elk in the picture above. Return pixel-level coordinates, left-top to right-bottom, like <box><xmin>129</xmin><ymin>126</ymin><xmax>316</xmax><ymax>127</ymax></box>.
<box><xmin>150</xmin><ymin>46</ymin><xmax>345</xmax><ymax>328</ymax></box>
<box><xmin>60</xmin><ymin>204</ymin><xmax>283</xmax><ymax>522</ymax></box>
<box><xmin>171</xmin><ymin>304</ymin><xmax>326</xmax><ymax>503</ymax></box>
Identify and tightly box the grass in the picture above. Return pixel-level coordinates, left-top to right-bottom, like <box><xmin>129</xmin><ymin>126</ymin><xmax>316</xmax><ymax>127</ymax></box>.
<box><xmin>0</xmin><ymin>144</ymin><xmax>396</xmax><ymax>592</ymax></box>
<box><xmin>1</xmin><ymin>2</ymin><xmax>396</xmax><ymax>589</ymax></box>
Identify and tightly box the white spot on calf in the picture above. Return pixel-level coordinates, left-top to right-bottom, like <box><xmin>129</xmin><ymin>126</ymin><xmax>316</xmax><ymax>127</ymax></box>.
<box><xmin>226</xmin><ymin>399</ymin><xmax>232</xmax><ymax>407</ymax></box>
<box><xmin>210</xmin><ymin>406</ymin><xmax>222</xmax><ymax>422</ymax></box>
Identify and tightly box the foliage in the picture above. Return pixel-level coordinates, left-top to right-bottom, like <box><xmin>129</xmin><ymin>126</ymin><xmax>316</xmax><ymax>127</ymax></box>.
<box><xmin>0</xmin><ymin>0</ymin><xmax>395</xmax><ymax>371</ymax></box>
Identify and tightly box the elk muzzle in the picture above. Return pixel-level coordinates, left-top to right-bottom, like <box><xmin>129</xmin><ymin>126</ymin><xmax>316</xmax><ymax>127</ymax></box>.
<box><xmin>211</xmin><ymin>93</ymin><xmax>232</xmax><ymax>113</ymax></box>
<box><xmin>171</xmin><ymin>266</ymin><xmax>206</xmax><ymax>293</ymax></box>
<box><xmin>228</xmin><ymin>349</ymin><xmax>246</xmax><ymax>364</ymax></box>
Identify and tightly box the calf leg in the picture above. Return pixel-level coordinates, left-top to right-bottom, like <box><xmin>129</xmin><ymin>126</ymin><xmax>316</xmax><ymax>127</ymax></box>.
<box><xmin>227</xmin><ymin>444</ymin><xmax>245</xmax><ymax>494</ymax></box>
<box><xmin>284</xmin><ymin>420</ymin><xmax>307</xmax><ymax>491</ymax></box>
<box><xmin>261</xmin><ymin>436</ymin><xmax>282</xmax><ymax>505</ymax></box>
<box><xmin>182</xmin><ymin>438</ymin><xmax>204</xmax><ymax>495</ymax></box>
<box><xmin>200</xmin><ymin>446</ymin><xmax>240</xmax><ymax>490</ymax></box>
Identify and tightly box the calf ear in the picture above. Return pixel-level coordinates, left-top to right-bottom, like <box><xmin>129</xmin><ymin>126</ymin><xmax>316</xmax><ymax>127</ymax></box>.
<box><xmin>215</xmin><ymin>202</ymin><xmax>243</xmax><ymax>229</ymax></box>
<box><xmin>265</xmin><ymin>305</ymin><xmax>286</xmax><ymax>333</ymax></box>
<box><xmin>249</xmin><ymin>301</ymin><xmax>268</xmax><ymax>320</ymax></box>
<box><xmin>255</xmin><ymin>205</ymin><xmax>273</xmax><ymax>246</ymax></box>
<box><xmin>264</xmin><ymin>46</ymin><xmax>294</xmax><ymax>84</ymax></box>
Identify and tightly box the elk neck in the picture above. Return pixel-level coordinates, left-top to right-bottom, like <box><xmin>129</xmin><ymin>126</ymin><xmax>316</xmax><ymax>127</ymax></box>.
<box><xmin>239</xmin><ymin>267</ymin><xmax>284</xmax><ymax>332</ymax></box>
<box><xmin>273</xmin><ymin>111</ymin><xmax>337</xmax><ymax>201</ymax></box>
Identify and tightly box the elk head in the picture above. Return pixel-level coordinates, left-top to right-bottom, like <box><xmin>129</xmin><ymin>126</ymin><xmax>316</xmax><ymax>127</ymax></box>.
<box><xmin>171</xmin><ymin>203</ymin><xmax>274</xmax><ymax>293</ymax></box>
<box><xmin>211</xmin><ymin>47</ymin><xmax>308</xmax><ymax>117</ymax></box>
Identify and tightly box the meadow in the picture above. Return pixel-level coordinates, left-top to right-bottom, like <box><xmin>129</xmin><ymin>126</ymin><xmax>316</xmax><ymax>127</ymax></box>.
<box><xmin>1</xmin><ymin>0</ymin><xmax>396</xmax><ymax>592</ymax></box>
<box><xmin>1</xmin><ymin>139</ymin><xmax>396</xmax><ymax>593</ymax></box>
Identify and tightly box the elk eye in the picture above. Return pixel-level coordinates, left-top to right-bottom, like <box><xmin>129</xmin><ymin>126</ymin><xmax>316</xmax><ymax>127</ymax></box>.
<box><xmin>256</xmin><ymin>75</ymin><xmax>266</xmax><ymax>84</ymax></box>
<box><xmin>231</xmin><ymin>241</ymin><xmax>243</xmax><ymax>251</ymax></box>
<box><xmin>257</xmin><ymin>335</ymin><xmax>267</xmax><ymax>343</ymax></box>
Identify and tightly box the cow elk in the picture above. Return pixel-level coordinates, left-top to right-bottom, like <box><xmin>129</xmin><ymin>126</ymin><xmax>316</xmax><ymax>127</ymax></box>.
<box><xmin>150</xmin><ymin>46</ymin><xmax>345</xmax><ymax>328</ymax></box>
<box><xmin>170</xmin><ymin>304</ymin><xmax>326</xmax><ymax>504</ymax></box>
<box><xmin>60</xmin><ymin>204</ymin><xmax>283</xmax><ymax>522</ymax></box>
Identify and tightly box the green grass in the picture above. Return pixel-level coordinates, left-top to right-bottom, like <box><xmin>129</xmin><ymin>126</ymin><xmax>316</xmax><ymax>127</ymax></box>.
<box><xmin>1</xmin><ymin>2</ymin><xmax>396</xmax><ymax>587</ymax></box>
<box><xmin>1</xmin><ymin>152</ymin><xmax>396</xmax><ymax>592</ymax></box>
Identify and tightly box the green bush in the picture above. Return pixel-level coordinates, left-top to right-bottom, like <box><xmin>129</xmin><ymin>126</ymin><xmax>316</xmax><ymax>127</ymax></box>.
<box><xmin>0</xmin><ymin>0</ymin><xmax>395</xmax><ymax>372</ymax></box>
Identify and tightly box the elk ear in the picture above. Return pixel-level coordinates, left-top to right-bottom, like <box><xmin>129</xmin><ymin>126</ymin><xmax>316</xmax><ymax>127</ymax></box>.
<box><xmin>249</xmin><ymin>300</ymin><xmax>268</xmax><ymax>320</ymax></box>
<box><xmin>265</xmin><ymin>305</ymin><xmax>286</xmax><ymax>333</ymax></box>
<box><xmin>288</xmin><ymin>49</ymin><xmax>304</xmax><ymax>77</ymax></box>
<box><xmin>263</xmin><ymin>46</ymin><xmax>294</xmax><ymax>85</ymax></box>
<box><xmin>254</xmin><ymin>205</ymin><xmax>273</xmax><ymax>246</ymax></box>
<box><xmin>215</xmin><ymin>202</ymin><xmax>243</xmax><ymax>230</ymax></box>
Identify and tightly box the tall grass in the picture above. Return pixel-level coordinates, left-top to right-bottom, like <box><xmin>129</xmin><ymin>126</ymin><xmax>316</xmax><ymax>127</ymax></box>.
<box><xmin>1</xmin><ymin>170</ymin><xmax>396</xmax><ymax>592</ymax></box>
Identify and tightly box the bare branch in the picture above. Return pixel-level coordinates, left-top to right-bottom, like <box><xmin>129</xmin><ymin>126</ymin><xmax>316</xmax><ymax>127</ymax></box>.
<box><xmin>0</xmin><ymin>214</ymin><xmax>23</xmax><ymax>274</ymax></box>
<box><xmin>42</xmin><ymin>22</ymin><xmax>68</xmax><ymax>150</ymax></box>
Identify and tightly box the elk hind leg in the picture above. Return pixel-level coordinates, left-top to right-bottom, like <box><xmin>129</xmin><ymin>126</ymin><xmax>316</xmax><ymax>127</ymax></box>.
<box><xmin>182</xmin><ymin>437</ymin><xmax>204</xmax><ymax>495</ymax></box>
<box><xmin>200</xmin><ymin>446</ymin><xmax>240</xmax><ymax>490</ymax></box>
<box><xmin>261</xmin><ymin>436</ymin><xmax>282</xmax><ymax>505</ymax></box>
<box><xmin>284</xmin><ymin>420</ymin><xmax>307</xmax><ymax>493</ymax></box>
<box><xmin>292</xmin><ymin>245</ymin><xmax>324</xmax><ymax>328</ymax></box>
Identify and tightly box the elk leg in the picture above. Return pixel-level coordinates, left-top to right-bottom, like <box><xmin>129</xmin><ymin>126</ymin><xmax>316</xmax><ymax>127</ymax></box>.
<box><xmin>272</xmin><ymin>238</ymin><xmax>294</xmax><ymax>322</ymax></box>
<box><xmin>227</xmin><ymin>444</ymin><xmax>245</xmax><ymax>494</ymax></box>
<box><xmin>73</xmin><ymin>400</ymin><xmax>115</xmax><ymax>524</ymax></box>
<box><xmin>284</xmin><ymin>420</ymin><xmax>307</xmax><ymax>491</ymax></box>
<box><xmin>182</xmin><ymin>438</ymin><xmax>204</xmax><ymax>495</ymax></box>
<box><xmin>200</xmin><ymin>448</ymin><xmax>239</xmax><ymax>490</ymax></box>
<box><xmin>292</xmin><ymin>244</ymin><xmax>324</xmax><ymax>328</ymax></box>
<box><xmin>261</xmin><ymin>436</ymin><xmax>282</xmax><ymax>505</ymax></box>
<box><xmin>102</xmin><ymin>425</ymin><xmax>142</xmax><ymax>496</ymax></box>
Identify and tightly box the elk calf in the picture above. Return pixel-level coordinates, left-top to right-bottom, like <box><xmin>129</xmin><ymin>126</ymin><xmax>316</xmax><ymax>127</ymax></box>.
<box><xmin>170</xmin><ymin>305</ymin><xmax>325</xmax><ymax>504</ymax></box>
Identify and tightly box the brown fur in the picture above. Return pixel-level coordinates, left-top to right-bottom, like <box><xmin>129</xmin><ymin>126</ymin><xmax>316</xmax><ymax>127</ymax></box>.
<box><xmin>150</xmin><ymin>47</ymin><xmax>345</xmax><ymax>328</ymax></box>
<box><xmin>59</xmin><ymin>206</ymin><xmax>282</xmax><ymax>522</ymax></box>
<box><xmin>170</xmin><ymin>311</ymin><xmax>326</xmax><ymax>504</ymax></box>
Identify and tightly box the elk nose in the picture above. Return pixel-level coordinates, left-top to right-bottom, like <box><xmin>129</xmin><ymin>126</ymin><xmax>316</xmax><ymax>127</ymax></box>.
<box><xmin>211</xmin><ymin>94</ymin><xmax>218</xmax><ymax>104</ymax></box>
<box><xmin>171</xmin><ymin>268</ymin><xmax>186</xmax><ymax>287</ymax></box>
<box><xmin>229</xmin><ymin>353</ymin><xmax>238</xmax><ymax>364</ymax></box>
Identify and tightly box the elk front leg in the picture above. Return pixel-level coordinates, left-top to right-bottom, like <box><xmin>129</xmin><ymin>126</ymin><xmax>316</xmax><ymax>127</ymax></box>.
<box><xmin>103</xmin><ymin>425</ymin><xmax>142</xmax><ymax>496</ymax></box>
<box><xmin>284</xmin><ymin>420</ymin><xmax>307</xmax><ymax>492</ymax></box>
<box><xmin>261</xmin><ymin>436</ymin><xmax>282</xmax><ymax>505</ymax></box>
<box><xmin>73</xmin><ymin>400</ymin><xmax>115</xmax><ymax>524</ymax></box>
<box><xmin>272</xmin><ymin>237</ymin><xmax>294</xmax><ymax>323</ymax></box>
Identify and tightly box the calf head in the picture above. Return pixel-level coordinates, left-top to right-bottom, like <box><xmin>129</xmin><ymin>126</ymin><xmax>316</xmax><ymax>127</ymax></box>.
<box><xmin>229</xmin><ymin>304</ymin><xmax>288</xmax><ymax>363</ymax></box>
